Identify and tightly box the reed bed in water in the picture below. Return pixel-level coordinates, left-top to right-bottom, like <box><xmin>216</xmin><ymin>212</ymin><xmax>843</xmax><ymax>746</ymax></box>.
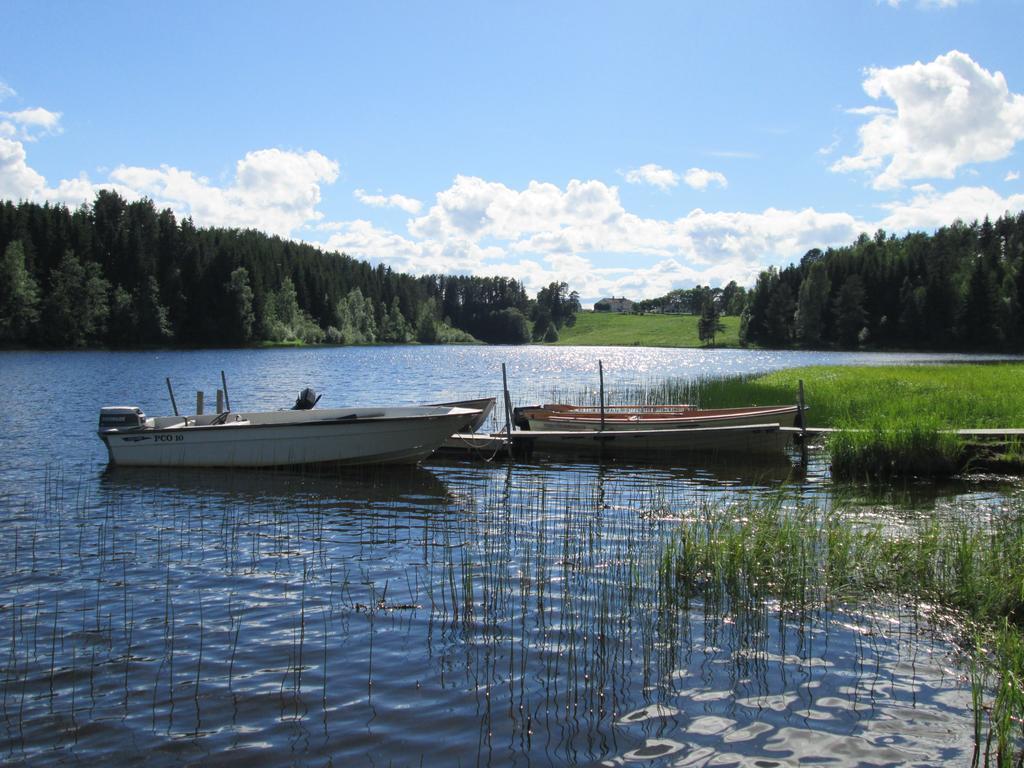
<box><xmin>609</xmin><ymin>363</ymin><xmax>1024</xmax><ymax>478</ymax></box>
<box><xmin>2</xmin><ymin>463</ymin><xmax>1014</xmax><ymax>764</ymax></box>
<box><xmin>826</xmin><ymin>418</ymin><xmax>967</xmax><ymax>479</ymax></box>
<box><xmin>659</xmin><ymin>497</ymin><xmax>1024</xmax><ymax>766</ymax></box>
<box><xmin>625</xmin><ymin>363</ymin><xmax>1024</xmax><ymax>428</ymax></box>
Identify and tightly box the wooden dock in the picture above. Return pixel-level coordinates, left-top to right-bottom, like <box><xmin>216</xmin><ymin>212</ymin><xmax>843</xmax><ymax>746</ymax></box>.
<box><xmin>781</xmin><ymin>426</ymin><xmax>1024</xmax><ymax>440</ymax></box>
<box><xmin>439</xmin><ymin>423</ymin><xmax>792</xmax><ymax>460</ymax></box>
<box><xmin>439</xmin><ymin>425</ymin><xmax>1024</xmax><ymax>463</ymax></box>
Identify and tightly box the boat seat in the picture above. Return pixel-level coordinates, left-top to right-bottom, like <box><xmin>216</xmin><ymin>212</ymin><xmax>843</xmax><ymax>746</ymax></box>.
<box><xmin>153</xmin><ymin>416</ymin><xmax>189</xmax><ymax>429</ymax></box>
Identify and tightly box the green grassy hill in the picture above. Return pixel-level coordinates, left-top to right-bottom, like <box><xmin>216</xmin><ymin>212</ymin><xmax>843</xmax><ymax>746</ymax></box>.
<box><xmin>552</xmin><ymin>311</ymin><xmax>742</xmax><ymax>347</ymax></box>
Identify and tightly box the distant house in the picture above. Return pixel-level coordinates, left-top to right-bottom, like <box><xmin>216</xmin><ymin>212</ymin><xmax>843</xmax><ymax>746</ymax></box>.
<box><xmin>594</xmin><ymin>297</ymin><xmax>635</xmax><ymax>313</ymax></box>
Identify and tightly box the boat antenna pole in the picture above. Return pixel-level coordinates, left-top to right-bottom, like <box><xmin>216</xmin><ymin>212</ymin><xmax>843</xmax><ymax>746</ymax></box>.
<box><xmin>221</xmin><ymin>370</ymin><xmax>231</xmax><ymax>412</ymax></box>
<box><xmin>599</xmin><ymin>360</ymin><xmax>606</xmax><ymax>431</ymax></box>
<box><xmin>166</xmin><ymin>377</ymin><xmax>179</xmax><ymax>416</ymax></box>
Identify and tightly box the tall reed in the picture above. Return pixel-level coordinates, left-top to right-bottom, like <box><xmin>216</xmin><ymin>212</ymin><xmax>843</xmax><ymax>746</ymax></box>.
<box><xmin>659</xmin><ymin>497</ymin><xmax>1024</xmax><ymax>765</ymax></box>
<box><xmin>827</xmin><ymin>418</ymin><xmax>964</xmax><ymax>480</ymax></box>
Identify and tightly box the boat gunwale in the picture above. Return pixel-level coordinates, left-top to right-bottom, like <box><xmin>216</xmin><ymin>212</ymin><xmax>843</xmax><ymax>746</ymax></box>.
<box><xmin>513</xmin><ymin>421</ymin><xmax>784</xmax><ymax>440</ymax></box>
<box><xmin>523</xmin><ymin>404</ymin><xmax>798</xmax><ymax>424</ymax></box>
<box><xmin>98</xmin><ymin>408</ymin><xmax>481</xmax><ymax>439</ymax></box>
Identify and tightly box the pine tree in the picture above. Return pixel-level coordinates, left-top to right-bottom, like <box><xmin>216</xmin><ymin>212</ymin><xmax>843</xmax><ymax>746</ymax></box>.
<box><xmin>225</xmin><ymin>267</ymin><xmax>255</xmax><ymax>343</ymax></box>
<box><xmin>794</xmin><ymin>261</ymin><xmax>830</xmax><ymax>347</ymax></box>
<box><xmin>0</xmin><ymin>240</ymin><xmax>40</xmax><ymax>343</ymax></box>
<box><xmin>697</xmin><ymin>297</ymin><xmax>724</xmax><ymax>346</ymax></box>
<box><xmin>834</xmin><ymin>275</ymin><xmax>867</xmax><ymax>348</ymax></box>
<box><xmin>42</xmin><ymin>251</ymin><xmax>110</xmax><ymax>347</ymax></box>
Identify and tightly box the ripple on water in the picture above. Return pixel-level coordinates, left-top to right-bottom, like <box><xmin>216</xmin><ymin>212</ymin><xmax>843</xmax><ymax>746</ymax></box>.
<box><xmin>0</xmin><ymin>346</ymin><xmax>1009</xmax><ymax>766</ymax></box>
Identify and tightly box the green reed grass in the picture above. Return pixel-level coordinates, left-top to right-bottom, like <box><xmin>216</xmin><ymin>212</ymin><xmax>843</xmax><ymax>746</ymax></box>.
<box><xmin>827</xmin><ymin>418</ymin><xmax>965</xmax><ymax>480</ymax></box>
<box><xmin>620</xmin><ymin>363</ymin><xmax>1024</xmax><ymax>478</ymax></box>
<box><xmin>639</xmin><ymin>363</ymin><xmax>1024</xmax><ymax>429</ymax></box>
<box><xmin>659</xmin><ymin>498</ymin><xmax>1024</xmax><ymax>766</ymax></box>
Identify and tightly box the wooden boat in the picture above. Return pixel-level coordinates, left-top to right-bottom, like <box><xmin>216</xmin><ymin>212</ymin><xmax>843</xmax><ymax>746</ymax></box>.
<box><xmin>513</xmin><ymin>422</ymin><xmax>793</xmax><ymax>457</ymax></box>
<box><xmin>97</xmin><ymin>404</ymin><xmax>482</xmax><ymax>468</ymax></box>
<box><xmin>514</xmin><ymin>403</ymin><xmax>800</xmax><ymax>432</ymax></box>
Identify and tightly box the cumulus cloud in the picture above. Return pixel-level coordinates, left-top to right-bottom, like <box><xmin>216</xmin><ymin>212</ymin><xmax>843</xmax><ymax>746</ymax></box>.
<box><xmin>623</xmin><ymin>163</ymin><xmax>679</xmax><ymax>191</ymax></box>
<box><xmin>1007</xmin><ymin>171</ymin><xmax>1020</xmax><ymax>181</ymax></box>
<box><xmin>682</xmin><ymin>168</ymin><xmax>728</xmax><ymax>190</ymax></box>
<box><xmin>878</xmin><ymin>184</ymin><xmax>1024</xmax><ymax>232</ymax></box>
<box><xmin>318</xmin><ymin>174</ymin><xmax>868</xmax><ymax>298</ymax></box>
<box><xmin>832</xmin><ymin>51</ymin><xmax>1024</xmax><ymax>189</ymax></box>
<box><xmin>6</xmin><ymin>86</ymin><xmax>1023</xmax><ymax>303</ymax></box>
<box><xmin>326</xmin><ymin>176</ymin><xmax>1024</xmax><ymax>301</ymax></box>
<box><xmin>0</xmin><ymin>137</ymin><xmax>47</xmax><ymax>200</ymax></box>
<box><xmin>1</xmin><ymin>118</ymin><xmax>340</xmax><ymax>237</ymax></box>
<box><xmin>0</xmin><ymin>107</ymin><xmax>62</xmax><ymax>141</ymax></box>
<box><xmin>105</xmin><ymin>148</ymin><xmax>338</xmax><ymax>237</ymax></box>
<box><xmin>354</xmin><ymin>188</ymin><xmax>422</xmax><ymax>214</ymax></box>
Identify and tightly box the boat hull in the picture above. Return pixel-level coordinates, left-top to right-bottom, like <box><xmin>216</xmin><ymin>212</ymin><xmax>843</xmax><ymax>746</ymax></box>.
<box><xmin>516</xmin><ymin>423</ymin><xmax>793</xmax><ymax>457</ymax></box>
<box><xmin>430</xmin><ymin>397</ymin><xmax>496</xmax><ymax>433</ymax></box>
<box><xmin>520</xmin><ymin>404</ymin><xmax>800</xmax><ymax>432</ymax></box>
<box><xmin>100</xmin><ymin>407</ymin><xmax>479</xmax><ymax>468</ymax></box>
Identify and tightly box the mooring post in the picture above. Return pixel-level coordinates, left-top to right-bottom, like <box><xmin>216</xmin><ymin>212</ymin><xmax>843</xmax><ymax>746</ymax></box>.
<box><xmin>166</xmin><ymin>377</ymin><xmax>179</xmax><ymax>416</ymax></box>
<box><xmin>216</xmin><ymin>389</ymin><xmax>224</xmax><ymax>414</ymax></box>
<box><xmin>797</xmin><ymin>379</ymin><xmax>806</xmax><ymax>430</ymax></box>
<box><xmin>599</xmin><ymin>360</ymin><xmax>606</xmax><ymax>431</ymax></box>
<box><xmin>502</xmin><ymin>362</ymin><xmax>514</xmax><ymax>460</ymax></box>
<box><xmin>196</xmin><ymin>391</ymin><xmax>204</xmax><ymax>416</ymax></box>
<box><xmin>221</xmin><ymin>370</ymin><xmax>231</xmax><ymax>411</ymax></box>
<box><xmin>797</xmin><ymin>379</ymin><xmax>808</xmax><ymax>468</ymax></box>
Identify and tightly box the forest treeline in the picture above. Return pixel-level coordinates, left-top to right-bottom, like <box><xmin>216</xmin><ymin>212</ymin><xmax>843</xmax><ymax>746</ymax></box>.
<box><xmin>0</xmin><ymin>192</ymin><xmax>579</xmax><ymax>348</ymax></box>
<box><xmin>4</xmin><ymin>191</ymin><xmax>1022</xmax><ymax>352</ymax></box>
<box><xmin>740</xmin><ymin>212</ymin><xmax>1024</xmax><ymax>351</ymax></box>
<box><xmin>633</xmin><ymin>282</ymin><xmax>748</xmax><ymax>317</ymax></box>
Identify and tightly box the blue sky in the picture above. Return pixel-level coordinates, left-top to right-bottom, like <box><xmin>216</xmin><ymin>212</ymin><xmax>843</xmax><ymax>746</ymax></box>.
<box><xmin>2</xmin><ymin>0</ymin><xmax>1023</xmax><ymax>304</ymax></box>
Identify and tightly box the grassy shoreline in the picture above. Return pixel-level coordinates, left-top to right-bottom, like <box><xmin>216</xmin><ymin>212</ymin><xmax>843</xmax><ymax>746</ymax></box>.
<box><xmin>649</xmin><ymin>363</ymin><xmax>1024</xmax><ymax>429</ymax></box>
<box><xmin>553</xmin><ymin>311</ymin><xmax>743</xmax><ymax>347</ymax></box>
<box><xmin>635</xmin><ymin>363</ymin><xmax>1024</xmax><ymax>478</ymax></box>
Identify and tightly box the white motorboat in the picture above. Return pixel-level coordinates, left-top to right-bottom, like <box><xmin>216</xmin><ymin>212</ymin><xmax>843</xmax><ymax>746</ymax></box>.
<box><xmin>429</xmin><ymin>397</ymin><xmax>496</xmax><ymax>433</ymax></box>
<box><xmin>97</xmin><ymin>403</ymin><xmax>482</xmax><ymax>468</ymax></box>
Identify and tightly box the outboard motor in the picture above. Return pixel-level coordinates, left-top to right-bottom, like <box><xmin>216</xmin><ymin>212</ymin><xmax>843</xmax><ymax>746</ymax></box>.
<box><xmin>292</xmin><ymin>388</ymin><xmax>321</xmax><ymax>410</ymax></box>
<box><xmin>98</xmin><ymin>406</ymin><xmax>146</xmax><ymax>432</ymax></box>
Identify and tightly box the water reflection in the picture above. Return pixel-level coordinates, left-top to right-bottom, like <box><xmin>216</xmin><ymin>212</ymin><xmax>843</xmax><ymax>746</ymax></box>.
<box><xmin>99</xmin><ymin>463</ymin><xmax>451</xmax><ymax>506</ymax></box>
<box><xmin>0</xmin><ymin>347</ymin><xmax>1019</xmax><ymax>764</ymax></box>
<box><xmin>0</xmin><ymin>459</ymin><xmax>984</xmax><ymax>766</ymax></box>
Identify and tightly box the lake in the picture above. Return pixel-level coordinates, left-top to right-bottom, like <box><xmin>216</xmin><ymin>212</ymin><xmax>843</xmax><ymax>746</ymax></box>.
<box><xmin>0</xmin><ymin>345</ymin><xmax>1020</xmax><ymax>766</ymax></box>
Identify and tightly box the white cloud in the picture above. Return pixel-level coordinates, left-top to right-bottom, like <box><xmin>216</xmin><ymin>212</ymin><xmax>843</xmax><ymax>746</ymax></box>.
<box><xmin>878</xmin><ymin>184</ymin><xmax>1024</xmax><ymax>232</ymax></box>
<box><xmin>5</xmin><ymin>87</ymin><xmax>1023</xmax><ymax>304</ymax></box>
<box><xmin>1007</xmin><ymin>171</ymin><xmax>1020</xmax><ymax>181</ymax></box>
<box><xmin>623</xmin><ymin>163</ymin><xmax>679</xmax><ymax>191</ymax></box>
<box><xmin>0</xmin><ymin>82</ymin><xmax>15</xmax><ymax>101</ymax></box>
<box><xmin>354</xmin><ymin>188</ymin><xmax>422</xmax><ymax>214</ymax></box>
<box><xmin>832</xmin><ymin>51</ymin><xmax>1024</xmax><ymax>189</ymax></box>
<box><xmin>682</xmin><ymin>167</ymin><xmax>728</xmax><ymax>190</ymax></box>
<box><xmin>108</xmin><ymin>148</ymin><xmax>339</xmax><ymax>237</ymax></box>
<box><xmin>328</xmin><ymin>177</ymin><xmax>1024</xmax><ymax>302</ymax></box>
<box><xmin>1</xmin><ymin>120</ymin><xmax>340</xmax><ymax>237</ymax></box>
<box><xmin>324</xmin><ymin>174</ymin><xmax>867</xmax><ymax>299</ymax></box>
<box><xmin>0</xmin><ymin>107</ymin><xmax>62</xmax><ymax>143</ymax></box>
<box><xmin>0</xmin><ymin>137</ymin><xmax>47</xmax><ymax>200</ymax></box>
<box><xmin>818</xmin><ymin>134</ymin><xmax>841</xmax><ymax>157</ymax></box>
